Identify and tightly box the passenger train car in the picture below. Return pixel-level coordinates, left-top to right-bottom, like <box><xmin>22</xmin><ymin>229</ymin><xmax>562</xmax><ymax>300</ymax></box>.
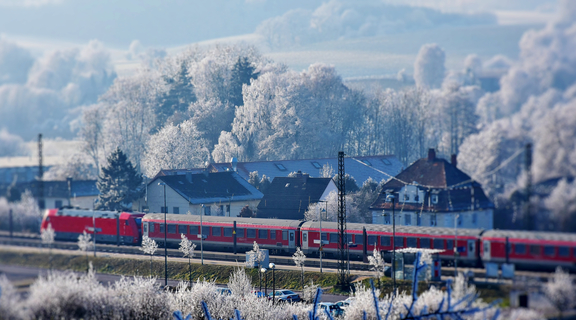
<box><xmin>41</xmin><ymin>208</ymin><xmax>144</xmax><ymax>245</ymax></box>
<box><xmin>41</xmin><ymin>208</ymin><xmax>576</xmax><ymax>271</ymax></box>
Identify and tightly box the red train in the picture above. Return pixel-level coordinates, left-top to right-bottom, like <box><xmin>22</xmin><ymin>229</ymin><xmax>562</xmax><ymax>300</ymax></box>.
<box><xmin>41</xmin><ymin>208</ymin><xmax>144</xmax><ymax>245</ymax></box>
<box><xmin>40</xmin><ymin>209</ymin><xmax>576</xmax><ymax>271</ymax></box>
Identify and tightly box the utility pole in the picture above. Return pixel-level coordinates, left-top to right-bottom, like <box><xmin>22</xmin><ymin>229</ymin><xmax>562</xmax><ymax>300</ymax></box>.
<box><xmin>337</xmin><ymin>151</ymin><xmax>349</xmax><ymax>290</ymax></box>
<box><xmin>386</xmin><ymin>193</ymin><xmax>396</xmax><ymax>296</ymax></box>
<box><xmin>524</xmin><ymin>143</ymin><xmax>533</xmax><ymax>230</ymax></box>
<box><xmin>38</xmin><ymin>134</ymin><xmax>44</xmax><ymax>211</ymax></box>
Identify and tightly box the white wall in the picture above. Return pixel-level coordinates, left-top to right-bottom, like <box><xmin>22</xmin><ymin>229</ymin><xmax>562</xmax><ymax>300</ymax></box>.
<box><xmin>371</xmin><ymin>209</ymin><xmax>494</xmax><ymax>229</ymax></box>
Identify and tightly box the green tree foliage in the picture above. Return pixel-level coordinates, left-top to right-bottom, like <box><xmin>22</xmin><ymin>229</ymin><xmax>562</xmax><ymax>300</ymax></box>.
<box><xmin>333</xmin><ymin>173</ymin><xmax>360</xmax><ymax>193</ymax></box>
<box><xmin>229</xmin><ymin>56</ymin><xmax>259</xmax><ymax>108</ymax></box>
<box><xmin>157</xmin><ymin>62</ymin><xmax>196</xmax><ymax>126</ymax></box>
<box><xmin>96</xmin><ymin>148</ymin><xmax>143</xmax><ymax>211</ymax></box>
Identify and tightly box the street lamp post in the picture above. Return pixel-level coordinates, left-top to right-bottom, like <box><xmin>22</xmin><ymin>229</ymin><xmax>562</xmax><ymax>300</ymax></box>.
<box><xmin>158</xmin><ymin>182</ymin><xmax>168</xmax><ymax>287</ymax></box>
<box><xmin>386</xmin><ymin>193</ymin><xmax>396</xmax><ymax>296</ymax></box>
<box><xmin>200</xmin><ymin>204</ymin><xmax>204</xmax><ymax>265</ymax></box>
<box><xmin>261</xmin><ymin>268</ymin><xmax>268</xmax><ymax>296</ymax></box>
<box><xmin>318</xmin><ymin>200</ymin><xmax>328</xmax><ymax>273</ymax></box>
<box><xmin>455</xmin><ymin>213</ymin><xmax>459</xmax><ymax>276</ymax></box>
<box><xmin>269</xmin><ymin>263</ymin><xmax>276</xmax><ymax>304</ymax></box>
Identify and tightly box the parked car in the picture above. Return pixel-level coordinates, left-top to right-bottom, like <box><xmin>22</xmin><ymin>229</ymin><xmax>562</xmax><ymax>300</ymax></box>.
<box><xmin>268</xmin><ymin>290</ymin><xmax>300</xmax><ymax>302</ymax></box>
<box><xmin>216</xmin><ymin>287</ymin><xmax>232</xmax><ymax>295</ymax></box>
<box><xmin>252</xmin><ymin>290</ymin><xmax>266</xmax><ymax>298</ymax></box>
<box><xmin>319</xmin><ymin>302</ymin><xmax>344</xmax><ymax>317</ymax></box>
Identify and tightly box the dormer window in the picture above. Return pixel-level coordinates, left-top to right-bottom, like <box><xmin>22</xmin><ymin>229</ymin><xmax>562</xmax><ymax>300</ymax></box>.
<box><xmin>404</xmin><ymin>194</ymin><xmax>410</xmax><ymax>201</ymax></box>
<box><xmin>414</xmin><ymin>194</ymin><xmax>419</xmax><ymax>202</ymax></box>
<box><xmin>432</xmin><ymin>195</ymin><xmax>439</xmax><ymax>204</ymax></box>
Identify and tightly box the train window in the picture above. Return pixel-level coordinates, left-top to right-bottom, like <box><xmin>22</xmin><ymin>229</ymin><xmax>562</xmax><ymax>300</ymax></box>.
<box><xmin>434</xmin><ymin>239</ymin><xmax>444</xmax><ymax>249</ymax></box>
<box><xmin>355</xmin><ymin>235</ymin><xmax>363</xmax><ymax>245</ymax></box>
<box><xmin>420</xmin><ymin>238</ymin><xmax>431</xmax><ymax>248</ymax></box>
<box><xmin>178</xmin><ymin>225</ymin><xmax>187</xmax><ymax>234</ymax></box>
<box><xmin>347</xmin><ymin>234</ymin><xmax>353</xmax><ymax>244</ymax></box>
<box><xmin>447</xmin><ymin>240</ymin><xmax>454</xmax><ymax>250</ymax></box>
<box><xmin>160</xmin><ymin>224</ymin><xmax>165</xmax><ymax>234</ymax></box>
<box><xmin>290</xmin><ymin>232</ymin><xmax>294</xmax><ymax>241</ymax></box>
<box><xmin>224</xmin><ymin>228</ymin><xmax>232</xmax><ymax>237</ymax></box>
<box><xmin>322</xmin><ymin>233</ymin><xmax>329</xmax><ymax>242</ymax></box>
<box><xmin>514</xmin><ymin>244</ymin><xmax>526</xmax><ymax>254</ymax></box>
<box><xmin>330</xmin><ymin>233</ymin><xmax>339</xmax><ymax>243</ymax></box>
<box><xmin>368</xmin><ymin>235</ymin><xmax>377</xmax><ymax>246</ymax></box>
<box><xmin>394</xmin><ymin>237</ymin><xmax>404</xmax><ymax>248</ymax></box>
<box><xmin>258</xmin><ymin>230</ymin><xmax>268</xmax><ymax>239</ymax></box>
<box><xmin>202</xmin><ymin>226</ymin><xmax>210</xmax><ymax>237</ymax></box>
<box><xmin>149</xmin><ymin>223</ymin><xmax>155</xmax><ymax>233</ymax></box>
<box><xmin>189</xmin><ymin>226</ymin><xmax>198</xmax><ymax>235</ymax></box>
<box><xmin>143</xmin><ymin>222</ymin><xmax>148</xmax><ymax>233</ymax></box>
<box><xmin>544</xmin><ymin>246</ymin><xmax>555</xmax><ymax>256</ymax></box>
<box><xmin>530</xmin><ymin>245</ymin><xmax>541</xmax><ymax>256</ymax></box>
<box><xmin>247</xmin><ymin>229</ymin><xmax>256</xmax><ymax>238</ymax></box>
<box><xmin>407</xmin><ymin>238</ymin><xmax>417</xmax><ymax>248</ymax></box>
<box><xmin>237</xmin><ymin>228</ymin><xmax>245</xmax><ymax>238</ymax></box>
<box><xmin>303</xmin><ymin>233</ymin><xmax>307</xmax><ymax>242</ymax></box>
<box><xmin>559</xmin><ymin>246</ymin><xmax>570</xmax><ymax>257</ymax></box>
<box><xmin>212</xmin><ymin>227</ymin><xmax>221</xmax><ymax>237</ymax></box>
<box><xmin>381</xmin><ymin>236</ymin><xmax>391</xmax><ymax>247</ymax></box>
<box><xmin>282</xmin><ymin>230</ymin><xmax>288</xmax><ymax>240</ymax></box>
<box><xmin>168</xmin><ymin>224</ymin><xmax>177</xmax><ymax>234</ymax></box>
<box><xmin>270</xmin><ymin>230</ymin><xmax>276</xmax><ymax>239</ymax></box>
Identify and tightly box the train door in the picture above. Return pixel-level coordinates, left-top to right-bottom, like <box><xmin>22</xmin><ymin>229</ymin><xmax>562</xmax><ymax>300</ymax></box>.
<box><xmin>467</xmin><ymin>240</ymin><xmax>476</xmax><ymax>260</ymax></box>
<box><xmin>289</xmin><ymin>230</ymin><xmax>296</xmax><ymax>248</ymax></box>
<box><xmin>482</xmin><ymin>240</ymin><xmax>491</xmax><ymax>260</ymax></box>
<box><xmin>302</xmin><ymin>231</ymin><xmax>309</xmax><ymax>250</ymax></box>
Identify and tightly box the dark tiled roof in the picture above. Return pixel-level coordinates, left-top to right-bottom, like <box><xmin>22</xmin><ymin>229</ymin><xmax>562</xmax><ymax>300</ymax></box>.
<box><xmin>257</xmin><ymin>174</ymin><xmax>333</xmax><ymax>220</ymax></box>
<box><xmin>71</xmin><ymin>180</ymin><xmax>98</xmax><ymax>197</ymax></box>
<box><xmin>9</xmin><ymin>180</ymin><xmax>98</xmax><ymax>198</ymax></box>
<box><xmin>153</xmin><ymin>171</ymin><xmax>263</xmax><ymax>204</ymax></box>
<box><xmin>370</xmin><ymin>152</ymin><xmax>493</xmax><ymax>212</ymax></box>
<box><xmin>159</xmin><ymin>155</ymin><xmax>403</xmax><ymax>186</ymax></box>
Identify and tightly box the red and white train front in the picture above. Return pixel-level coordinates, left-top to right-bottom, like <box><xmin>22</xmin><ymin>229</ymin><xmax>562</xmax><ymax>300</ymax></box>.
<box><xmin>41</xmin><ymin>208</ymin><xmax>144</xmax><ymax>245</ymax></box>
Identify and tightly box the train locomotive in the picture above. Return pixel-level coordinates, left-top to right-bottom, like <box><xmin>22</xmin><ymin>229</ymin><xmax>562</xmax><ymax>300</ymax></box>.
<box><xmin>41</xmin><ymin>208</ymin><xmax>576</xmax><ymax>271</ymax></box>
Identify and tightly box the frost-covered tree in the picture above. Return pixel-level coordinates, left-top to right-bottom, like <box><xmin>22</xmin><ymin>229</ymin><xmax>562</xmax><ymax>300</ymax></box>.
<box><xmin>77</xmin><ymin>230</ymin><xmax>92</xmax><ymax>272</ymax></box>
<box><xmin>229</xmin><ymin>56</ymin><xmax>259</xmax><ymax>108</ymax></box>
<box><xmin>96</xmin><ymin>148</ymin><xmax>143</xmax><ymax>211</ymax></box>
<box><xmin>228</xmin><ymin>267</ymin><xmax>253</xmax><ymax>298</ymax></box>
<box><xmin>544</xmin><ymin>267</ymin><xmax>576</xmax><ymax>318</ymax></box>
<box><xmin>246</xmin><ymin>241</ymin><xmax>266</xmax><ymax>269</ymax></box>
<box><xmin>368</xmin><ymin>247</ymin><xmax>385</xmax><ymax>290</ymax></box>
<box><xmin>78</xmin><ymin>103</ymin><xmax>107</xmax><ymax>172</ymax></box>
<box><xmin>302</xmin><ymin>280</ymin><xmax>319</xmax><ymax>303</ymax></box>
<box><xmin>43</xmin><ymin>153</ymin><xmax>97</xmax><ymax>181</ymax></box>
<box><xmin>179</xmin><ymin>233</ymin><xmax>196</xmax><ymax>287</ymax></box>
<box><xmin>142</xmin><ymin>119</ymin><xmax>210</xmax><ymax>177</ymax></box>
<box><xmin>414</xmin><ymin>43</ymin><xmax>445</xmax><ymax>89</ymax></box>
<box><xmin>140</xmin><ymin>235</ymin><xmax>158</xmax><ymax>277</ymax></box>
<box><xmin>544</xmin><ymin>178</ymin><xmax>576</xmax><ymax>232</ymax></box>
<box><xmin>41</xmin><ymin>223</ymin><xmax>55</xmax><ymax>270</ymax></box>
<box><xmin>292</xmin><ymin>247</ymin><xmax>306</xmax><ymax>289</ymax></box>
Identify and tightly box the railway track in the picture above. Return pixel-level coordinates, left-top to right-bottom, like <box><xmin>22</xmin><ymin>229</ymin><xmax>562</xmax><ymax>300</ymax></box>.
<box><xmin>0</xmin><ymin>232</ymin><xmax>554</xmax><ymax>281</ymax></box>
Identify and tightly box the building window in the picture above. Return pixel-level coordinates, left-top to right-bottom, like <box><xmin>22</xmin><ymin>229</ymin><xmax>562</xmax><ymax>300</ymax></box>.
<box><xmin>55</xmin><ymin>200</ymin><xmax>63</xmax><ymax>208</ymax></box>
<box><xmin>404</xmin><ymin>214</ymin><xmax>412</xmax><ymax>225</ymax></box>
<box><xmin>383</xmin><ymin>213</ymin><xmax>391</xmax><ymax>225</ymax></box>
<box><xmin>431</xmin><ymin>195</ymin><xmax>439</xmax><ymax>204</ymax></box>
<box><xmin>204</xmin><ymin>206</ymin><xmax>211</xmax><ymax>216</ymax></box>
<box><xmin>382</xmin><ymin>159</ymin><xmax>392</xmax><ymax>165</ymax></box>
<box><xmin>360</xmin><ymin>159</ymin><xmax>372</xmax><ymax>166</ymax></box>
<box><xmin>472</xmin><ymin>213</ymin><xmax>477</xmax><ymax>226</ymax></box>
<box><xmin>404</xmin><ymin>194</ymin><xmax>410</xmax><ymax>201</ymax></box>
<box><xmin>212</xmin><ymin>227</ymin><xmax>221</xmax><ymax>237</ymax></box>
<box><xmin>258</xmin><ymin>229</ymin><xmax>268</xmax><ymax>239</ymax></box>
<box><xmin>218</xmin><ymin>205</ymin><xmax>224</xmax><ymax>216</ymax></box>
<box><xmin>416</xmin><ymin>214</ymin><xmax>421</xmax><ymax>226</ymax></box>
<box><xmin>430</xmin><ymin>215</ymin><xmax>437</xmax><ymax>226</ymax></box>
<box><xmin>414</xmin><ymin>194</ymin><xmax>419</xmax><ymax>202</ymax></box>
<box><xmin>274</xmin><ymin>163</ymin><xmax>287</xmax><ymax>171</ymax></box>
<box><xmin>224</xmin><ymin>228</ymin><xmax>233</xmax><ymax>237</ymax></box>
<box><xmin>226</xmin><ymin>205</ymin><xmax>231</xmax><ymax>216</ymax></box>
<box><xmin>457</xmin><ymin>215</ymin><xmax>463</xmax><ymax>226</ymax></box>
<box><xmin>173</xmin><ymin>207</ymin><xmax>179</xmax><ymax>214</ymax></box>
<box><xmin>178</xmin><ymin>225</ymin><xmax>187</xmax><ymax>234</ymax></box>
<box><xmin>311</xmin><ymin>161</ymin><xmax>322</xmax><ymax>169</ymax></box>
<box><xmin>161</xmin><ymin>207</ymin><xmax>167</xmax><ymax>213</ymax></box>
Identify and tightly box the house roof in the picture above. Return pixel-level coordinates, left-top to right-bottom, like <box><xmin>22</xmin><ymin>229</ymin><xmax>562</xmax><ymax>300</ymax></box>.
<box><xmin>152</xmin><ymin>171</ymin><xmax>263</xmax><ymax>205</ymax></box>
<box><xmin>370</xmin><ymin>149</ymin><xmax>493</xmax><ymax>212</ymax></box>
<box><xmin>157</xmin><ymin>155</ymin><xmax>403</xmax><ymax>186</ymax></box>
<box><xmin>257</xmin><ymin>173</ymin><xmax>333</xmax><ymax>220</ymax></box>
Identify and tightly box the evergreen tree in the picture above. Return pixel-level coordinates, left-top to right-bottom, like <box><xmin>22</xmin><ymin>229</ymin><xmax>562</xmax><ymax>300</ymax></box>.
<box><xmin>229</xmin><ymin>56</ymin><xmax>259</xmax><ymax>107</ymax></box>
<box><xmin>96</xmin><ymin>148</ymin><xmax>143</xmax><ymax>211</ymax></box>
<box><xmin>157</xmin><ymin>62</ymin><xmax>196</xmax><ymax>127</ymax></box>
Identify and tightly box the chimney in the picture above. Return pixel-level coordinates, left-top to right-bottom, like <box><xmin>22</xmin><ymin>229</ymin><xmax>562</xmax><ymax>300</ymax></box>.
<box><xmin>451</xmin><ymin>154</ymin><xmax>457</xmax><ymax>167</ymax></box>
<box><xmin>186</xmin><ymin>172</ymin><xmax>192</xmax><ymax>183</ymax></box>
<box><xmin>296</xmin><ymin>170</ymin><xmax>303</xmax><ymax>178</ymax></box>
<box><xmin>427</xmin><ymin>148</ymin><xmax>436</xmax><ymax>161</ymax></box>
